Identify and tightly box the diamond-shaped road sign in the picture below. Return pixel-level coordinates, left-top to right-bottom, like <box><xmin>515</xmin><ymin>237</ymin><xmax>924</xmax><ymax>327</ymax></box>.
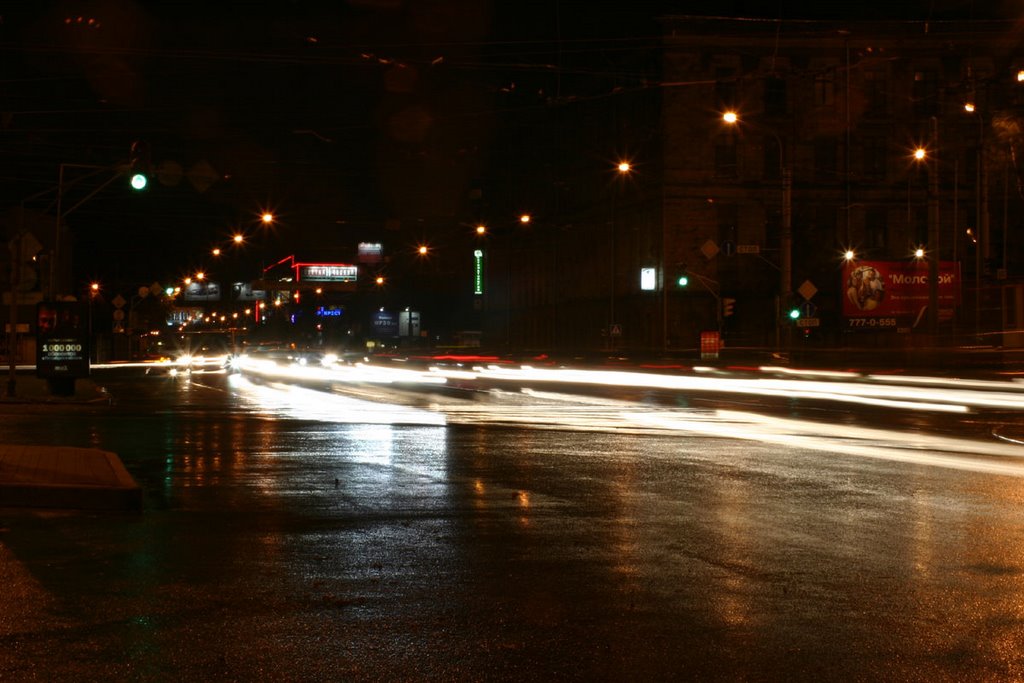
<box><xmin>797</xmin><ymin>280</ymin><xmax>818</xmax><ymax>300</ymax></box>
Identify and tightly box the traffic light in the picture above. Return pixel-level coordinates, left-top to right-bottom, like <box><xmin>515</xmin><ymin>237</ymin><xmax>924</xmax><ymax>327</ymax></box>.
<box><xmin>129</xmin><ymin>141</ymin><xmax>149</xmax><ymax>191</ymax></box>
<box><xmin>788</xmin><ymin>307</ymin><xmax>801</xmax><ymax>321</ymax></box>
<box><xmin>676</xmin><ymin>275</ymin><xmax>689</xmax><ymax>287</ymax></box>
<box><xmin>722</xmin><ymin>297</ymin><xmax>735</xmax><ymax>317</ymax></box>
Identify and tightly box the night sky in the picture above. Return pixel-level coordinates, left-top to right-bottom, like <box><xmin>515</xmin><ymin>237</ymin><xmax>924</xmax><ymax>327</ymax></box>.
<box><xmin>0</xmin><ymin>0</ymin><xmax>1015</xmax><ymax>289</ymax></box>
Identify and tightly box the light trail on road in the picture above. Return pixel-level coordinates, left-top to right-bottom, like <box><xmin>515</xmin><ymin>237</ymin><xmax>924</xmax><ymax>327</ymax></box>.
<box><xmin>223</xmin><ymin>356</ymin><xmax>1024</xmax><ymax>476</ymax></box>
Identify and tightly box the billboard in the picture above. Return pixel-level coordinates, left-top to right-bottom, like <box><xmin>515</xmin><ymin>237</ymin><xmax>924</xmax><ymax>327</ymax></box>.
<box><xmin>296</xmin><ymin>263</ymin><xmax>358</xmax><ymax>283</ymax></box>
<box><xmin>358</xmin><ymin>242</ymin><xmax>383</xmax><ymax>264</ymax></box>
<box><xmin>36</xmin><ymin>301</ymin><xmax>89</xmax><ymax>379</ymax></box>
<box><xmin>372</xmin><ymin>310</ymin><xmax>399</xmax><ymax>337</ymax></box>
<box><xmin>842</xmin><ymin>260</ymin><xmax>960</xmax><ymax>330</ymax></box>
<box><xmin>183</xmin><ymin>281</ymin><xmax>221</xmax><ymax>302</ymax></box>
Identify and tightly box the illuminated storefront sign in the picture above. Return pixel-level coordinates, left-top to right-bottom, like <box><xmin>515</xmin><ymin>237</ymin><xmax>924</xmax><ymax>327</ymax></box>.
<box><xmin>316</xmin><ymin>306</ymin><xmax>344</xmax><ymax>317</ymax></box>
<box><xmin>842</xmin><ymin>260</ymin><xmax>960</xmax><ymax>330</ymax></box>
<box><xmin>296</xmin><ymin>263</ymin><xmax>358</xmax><ymax>283</ymax></box>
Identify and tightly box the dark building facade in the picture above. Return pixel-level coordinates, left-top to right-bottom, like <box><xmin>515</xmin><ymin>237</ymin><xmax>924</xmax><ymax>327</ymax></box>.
<box><xmin>659</xmin><ymin>16</ymin><xmax>1024</xmax><ymax>352</ymax></box>
<box><xmin>483</xmin><ymin>16</ymin><xmax>1024</xmax><ymax>354</ymax></box>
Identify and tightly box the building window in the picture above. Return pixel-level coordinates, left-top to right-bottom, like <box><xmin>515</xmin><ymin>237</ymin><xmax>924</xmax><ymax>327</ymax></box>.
<box><xmin>862</xmin><ymin>137</ymin><xmax>887</xmax><ymax>180</ymax></box>
<box><xmin>715</xmin><ymin>68</ymin><xmax>736</xmax><ymax>109</ymax></box>
<box><xmin>912</xmin><ymin>71</ymin><xmax>939</xmax><ymax>117</ymax></box>
<box><xmin>714</xmin><ymin>137</ymin><xmax>737</xmax><ymax>179</ymax></box>
<box><xmin>763</xmin><ymin>136</ymin><xmax>783</xmax><ymax>180</ymax></box>
<box><xmin>765</xmin><ymin>210</ymin><xmax>780</xmax><ymax>250</ymax></box>
<box><xmin>717</xmin><ymin>204</ymin><xmax>738</xmax><ymax>249</ymax></box>
<box><xmin>814</xmin><ymin>72</ymin><xmax>835</xmax><ymax>107</ymax></box>
<box><xmin>864</xmin><ymin>71</ymin><xmax>888</xmax><ymax>117</ymax></box>
<box><xmin>764</xmin><ymin>77</ymin><xmax>787</xmax><ymax>116</ymax></box>
<box><xmin>814</xmin><ymin>137</ymin><xmax>838</xmax><ymax>180</ymax></box>
<box><xmin>865</xmin><ymin>207</ymin><xmax>888</xmax><ymax>250</ymax></box>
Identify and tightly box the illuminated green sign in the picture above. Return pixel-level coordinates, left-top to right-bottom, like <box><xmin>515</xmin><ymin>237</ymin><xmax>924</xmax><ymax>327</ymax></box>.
<box><xmin>473</xmin><ymin>249</ymin><xmax>484</xmax><ymax>295</ymax></box>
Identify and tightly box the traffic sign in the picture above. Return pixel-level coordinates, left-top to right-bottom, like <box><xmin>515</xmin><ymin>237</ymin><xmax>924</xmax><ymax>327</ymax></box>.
<box><xmin>797</xmin><ymin>280</ymin><xmax>818</xmax><ymax>300</ymax></box>
<box><xmin>736</xmin><ymin>244</ymin><xmax>760</xmax><ymax>254</ymax></box>
<box><xmin>610</xmin><ymin>324</ymin><xmax>622</xmax><ymax>337</ymax></box>
<box><xmin>797</xmin><ymin>317</ymin><xmax>820</xmax><ymax>327</ymax></box>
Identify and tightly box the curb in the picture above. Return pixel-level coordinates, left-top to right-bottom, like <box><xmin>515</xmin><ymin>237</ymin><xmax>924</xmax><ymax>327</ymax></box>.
<box><xmin>0</xmin><ymin>445</ymin><xmax>142</xmax><ymax>512</ymax></box>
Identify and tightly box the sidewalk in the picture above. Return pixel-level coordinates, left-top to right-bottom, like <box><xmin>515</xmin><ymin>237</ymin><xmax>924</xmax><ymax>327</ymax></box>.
<box><xmin>0</xmin><ymin>370</ymin><xmax>111</xmax><ymax>404</ymax></box>
<box><xmin>0</xmin><ymin>371</ymin><xmax>139</xmax><ymax>511</ymax></box>
<box><xmin>0</xmin><ymin>444</ymin><xmax>142</xmax><ymax>511</ymax></box>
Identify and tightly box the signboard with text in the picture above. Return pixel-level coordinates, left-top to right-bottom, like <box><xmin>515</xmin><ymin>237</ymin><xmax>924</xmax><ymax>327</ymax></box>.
<box><xmin>358</xmin><ymin>242</ymin><xmax>383</xmax><ymax>264</ymax></box>
<box><xmin>296</xmin><ymin>263</ymin><xmax>358</xmax><ymax>283</ymax></box>
<box><xmin>842</xmin><ymin>260</ymin><xmax>960</xmax><ymax>330</ymax></box>
<box><xmin>36</xmin><ymin>301</ymin><xmax>89</xmax><ymax>379</ymax></box>
<box><xmin>371</xmin><ymin>310</ymin><xmax>399</xmax><ymax>337</ymax></box>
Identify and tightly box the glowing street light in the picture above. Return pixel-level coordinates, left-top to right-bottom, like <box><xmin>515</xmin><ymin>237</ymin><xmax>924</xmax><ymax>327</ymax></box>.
<box><xmin>914</xmin><ymin>147</ymin><xmax>927</xmax><ymax>161</ymax></box>
<box><xmin>212</xmin><ymin>247</ymin><xmax>221</xmax><ymax>256</ymax></box>
<box><xmin>261</xmin><ymin>212</ymin><xmax>274</xmax><ymax>224</ymax></box>
<box><xmin>418</xmin><ymin>245</ymin><xmax>429</xmax><ymax>256</ymax></box>
<box><xmin>914</xmin><ymin>247</ymin><xmax>926</xmax><ymax>259</ymax></box>
<box><xmin>722</xmin><ymin>109</ymin><xmax>791</xmax><ymax>346</ymax></box>
<box><xmin>519</xmin><ymin>214</ymin><xmax>531</xmax><ymax>224</ymax></box>
<box><xmin>844</xmin><ymin>250</ymin><xmax>856</xmax><ymax>261</ymax></box>
<box><xmin>617</xmin><ymin>161</ymin><xmax>631</xmax><ymax>173</ymax></box>
<box><xmin>233</xmin><ymin>233</ymin><xmax>244</xmax><ymax>244</ymax></box>
<box><xmin>476</xmin><ymin>224</ymin><xmax>487</xmax><ymax>235</ymax></box>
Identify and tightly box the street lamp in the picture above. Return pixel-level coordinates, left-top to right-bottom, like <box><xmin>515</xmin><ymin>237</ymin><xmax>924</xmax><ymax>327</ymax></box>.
<box><xmin>722</xmin><ymin>111</ymin><xmax>792</xmax><ymax>349</ymax></box>
<box><xmin>610</xmin><ymin>160</ymin><xmax>632</xmax><ymax>350</ymax></box>
<box><xmin>912</xmin><ymin>120</ymin><xmax>940</xmax><ymax>339</ymax></box>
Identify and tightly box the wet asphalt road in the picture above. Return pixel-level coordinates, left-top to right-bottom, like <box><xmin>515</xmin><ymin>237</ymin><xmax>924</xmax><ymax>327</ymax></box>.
<box><xmin>3</xmin><ymin>369</ymin><xmax>1024</xmax><ymax>681</ymax></box>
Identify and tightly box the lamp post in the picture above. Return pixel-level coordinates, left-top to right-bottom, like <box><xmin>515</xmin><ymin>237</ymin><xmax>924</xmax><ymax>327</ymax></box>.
<box><xmin>913</xmin><ymin>117</ymin><xmax>941</xmax><ymax>340</ymax></box>
<box><xmin>722</xmin><ymin>112</ymin><xmax>791</xmax><ymax>350</ymax></box>
<box><xmin>610</xmin><ymin>161</ymin><xmax>631</xmax><ymax>351</ymax></box>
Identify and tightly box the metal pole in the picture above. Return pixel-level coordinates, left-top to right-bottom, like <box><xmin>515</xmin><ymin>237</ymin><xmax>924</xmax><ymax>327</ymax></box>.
<box><xmin>927</xmin><ymin>117</ymin><xmax>939</xmax><ymax>339</ymax></box>
<box><xmin>610</xmin><ymin>189</ymin><xmax>616</xmax><ymax>351</ymax></box>
<box><xmin>781</xmin><ymin>153</ymin><xmax>792</xmax><ymax>354</ymax></box>
<box><xmin>976</xmin><ymin>125</ymin><xmax>983</xmax><ymax>339</ymax></box>
<box><xmin>53</xmin><ymin>164</ymin><xmax>65</xmax><ymax>301</ymax></box>
<box><xmin>7</xmin><ymin>229</ymin><xmax>20</xmax><ymax>397</ymax></box>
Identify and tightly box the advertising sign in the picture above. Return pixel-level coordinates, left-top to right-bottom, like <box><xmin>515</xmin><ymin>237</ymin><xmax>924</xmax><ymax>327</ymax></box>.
<box><xmin>358</xmin><ymin>242</ymin><xmax>384</xmax><ymax>264</ymax></box>
<box><xmin>372</xmin><ymin>310</ymin><xmax>399</xmax><ymax>337</ymax></box>
<box><xmin>233</xmin><ymin>282</ymin><xmax>266</xmax><ymax>302</ymax></box>
<box><xmin>296</xmin><ymin>263</ymin><xmax>358</xmax><ymax>283</ymax></box>
<box><xmin>36</xmin><ymin>301</ymin><xmax>89</xmax><ymax>379</ymax></box>
<box><xmin>842</xmin><ymin>260</ymin><xmax>960</xmax><ymax>330</ymax></box>
<box><xmin>399</xmin><ymin>310</ymin><xmax>420</xmax><ymax>337</ymax></box>
<box><xmin>473</xmin><ymin>249</ymin><xmax>484</xmax><ymax>296</ymax></box>
<box><xmin>183</xmin><ymin>281</ymin><xmax>221</xmax><ymax>302</ymax></box>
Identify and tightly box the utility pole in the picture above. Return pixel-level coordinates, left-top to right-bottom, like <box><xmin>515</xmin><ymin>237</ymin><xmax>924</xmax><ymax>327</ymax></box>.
<box><xmin>927</xmin><ymin>117</ymin><xmax>939</xmax><ymax>339</ymax></box>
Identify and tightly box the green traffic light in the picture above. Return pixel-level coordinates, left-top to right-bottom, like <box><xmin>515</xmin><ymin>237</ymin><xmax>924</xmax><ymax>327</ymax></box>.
<box><xmin>788</xmin><ymin>308</ymin><xmax>800</xmax><ymax>320</ymax></box>
<box><xmin>130</xmin><ymin>173</ymin><xmax>148</xmax><ymax>191</ymax></box>
<box><xmin>677</xmin><ymin>276</ymin><xmax>689</xmax><ymax>287</ymax></box>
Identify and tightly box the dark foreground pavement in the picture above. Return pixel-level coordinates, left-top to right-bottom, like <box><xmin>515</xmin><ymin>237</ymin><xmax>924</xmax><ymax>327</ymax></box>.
<box><xmin>0</xmin><ymin>372</ymin><xmax>140</xmax><ymax>511</ymax></box>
